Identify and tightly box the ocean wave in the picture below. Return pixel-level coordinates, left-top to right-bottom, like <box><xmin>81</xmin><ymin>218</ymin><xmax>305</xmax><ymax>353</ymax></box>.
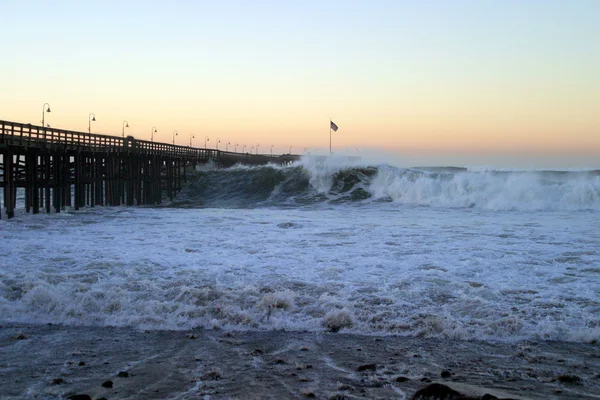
<box><xmin>171</xmin><ymin>157</ymin><xmax>600</xmax><ymax>211</ymax></box>
<box><xmin>2</xmin><ymin>270</ymin><xmax>598</xmax><ymax>343</ymax></box>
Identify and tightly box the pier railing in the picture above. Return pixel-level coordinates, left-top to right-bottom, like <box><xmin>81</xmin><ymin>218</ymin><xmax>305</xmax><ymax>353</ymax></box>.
<box><xmin>0</xmin><ymin>120</ymin><xmax>299</xmax><ymax>164</ymax></box>
<box><xmin>0</xmin><ymin>120</ymin><xmax>218</xmax><ymax>160</ymax></box>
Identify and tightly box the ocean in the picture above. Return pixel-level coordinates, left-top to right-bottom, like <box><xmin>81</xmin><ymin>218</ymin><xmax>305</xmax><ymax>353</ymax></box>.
<box><xmin>2</xmin><ymin>156</ymin><xmax>599</xmax><ymax>345</ymax></box>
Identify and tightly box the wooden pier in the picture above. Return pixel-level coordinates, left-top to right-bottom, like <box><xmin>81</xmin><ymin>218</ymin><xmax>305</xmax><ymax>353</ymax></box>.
<box><xmin>0</xmin><ymin>120</ymin><xmax>299</xmax><ymax>219</ymax></box>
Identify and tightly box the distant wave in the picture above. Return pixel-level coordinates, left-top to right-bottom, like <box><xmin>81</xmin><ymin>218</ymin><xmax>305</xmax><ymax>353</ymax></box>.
<box><xmin>170</xmin><ymin>157</ymin><xmax>600</xmax><ymax>211</ymax></box>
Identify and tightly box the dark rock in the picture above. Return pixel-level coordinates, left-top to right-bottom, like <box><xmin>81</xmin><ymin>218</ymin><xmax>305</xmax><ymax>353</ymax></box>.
<box><xmin>420</xmin><ymin>377</ymin><xmax>432</xmax><ymax>383</ymax></box>
<box><xmin>251</xmin><ymin>348</ymin><xmax>264</xmax><ymax>356</ymax></box>
<box><xmin>554</xmin><ymin>374</ymin><xmax>581</xmax><ymax>384</ymax></box>
<box><xmin>395</xmin><ymin>376</ymin><xmax>410</xmax><ymax>382</ymax></box>
<box><xmin>202</xmin><ymin>369</ymin><xmax>222</xmax><ymax>380</ymax></box>
<box><xmin>78</xmin><ymin>361</ymin><xmax>86</xmax><ymax>366</ymax></box>
<box><xmin>101</xmin><ymin>380</ymin><xmax>113</xmax><ymax>388</ymax></box>
<box><xmin>481</xmin><ymin>394</ymin><xmax>499</xmax><ymax>400</ymax></box>
<box><xmin>410</xmin><ymin>383</ymin><xmax>462</xmax><ymax>400</ymax></box>
<box><xmin>274</xmin><ymin>358</ymin><xmax>286</xmax><ymax>364</ymax></box>
<box><xmin>51</xmin><ymin>378</ymin><xmax>65</xmax><ymax>385</ymax></box>
<box><xmin>302</xmin><ymin>389</ymin><xmax>316</xmax><ymax>397</ymax></box>
<box><xmin>441</xmin><ymin>370</ymin><xmax>452</xmax><ymax>378</ymax></box>
<box><xmin>357</xmin><ymin>363</ymin><xmax>377</xmax><ymax>372</ymax></box>
<box><xmin>117</xmin><ymin>371</ymin><xmax>129</xmax><ymax>378</ymax></box>
<box><xmin>12</xmin><ymin>333</ymin><xmax>28</xmax><ymax>340</ymax></box>
<box><xmin>68</xmin><ymin>395</ymin><xmax>92</xmax><ymax>400</ymax></box>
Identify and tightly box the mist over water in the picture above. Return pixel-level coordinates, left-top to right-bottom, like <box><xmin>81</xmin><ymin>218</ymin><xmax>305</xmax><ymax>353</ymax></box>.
<box><xmin>1</xmin><ymin>157</ymin><xmax>599</xmax><ymax>343</ymax></box>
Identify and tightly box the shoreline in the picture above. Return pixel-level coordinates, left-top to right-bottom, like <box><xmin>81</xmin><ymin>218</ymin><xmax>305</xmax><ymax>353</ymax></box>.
<box><xmin>1</xmin><ymin>324</ymin><xmax>598</xmax><ymax>399</ymax></box>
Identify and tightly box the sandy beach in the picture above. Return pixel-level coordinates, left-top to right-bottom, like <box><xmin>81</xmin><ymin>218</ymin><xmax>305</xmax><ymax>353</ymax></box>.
<box><xmin>1</xmin><ymin>324</ymin><xmax>598</xmax><ymax>399</ymax></box>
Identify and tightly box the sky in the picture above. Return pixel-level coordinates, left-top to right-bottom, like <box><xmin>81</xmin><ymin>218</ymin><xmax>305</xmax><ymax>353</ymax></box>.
<box><xmin>2</xmin><ymin>0</ymin><xmax>599</xmax><ymax>167</ymax></box>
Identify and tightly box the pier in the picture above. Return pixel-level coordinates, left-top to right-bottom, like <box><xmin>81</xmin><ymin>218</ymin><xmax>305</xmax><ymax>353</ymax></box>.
<box><xmin>0</xmin><ymin>120</ymin><xmax>299</xmax><ymax>219</ymax></box>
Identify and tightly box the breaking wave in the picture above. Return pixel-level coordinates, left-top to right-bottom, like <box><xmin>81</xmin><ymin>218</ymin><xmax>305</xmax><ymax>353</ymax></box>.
<box><xmin>172</xmin><ymin>157</ymin><xmax>600</xmax><ymax>211</ymax></box>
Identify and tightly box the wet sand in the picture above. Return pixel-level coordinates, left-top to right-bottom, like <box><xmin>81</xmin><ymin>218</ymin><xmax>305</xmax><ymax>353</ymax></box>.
<box><xmin>1</xmin><ymin>324</ymin><xmax>598</xmax><ymax>399</ymax></box>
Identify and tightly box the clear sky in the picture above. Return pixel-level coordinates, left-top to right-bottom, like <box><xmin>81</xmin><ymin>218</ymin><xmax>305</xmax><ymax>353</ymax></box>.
<box><xmin>2</xmin><ymin>0</ymin><xmax>599</xmax><ymax>167</ymax></box>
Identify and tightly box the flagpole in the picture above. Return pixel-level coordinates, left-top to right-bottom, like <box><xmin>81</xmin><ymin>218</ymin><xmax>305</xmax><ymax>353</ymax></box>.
<box><xmin>329</xmin><ymin>118</ymin><xmax>332</xmax><ymax>155</ymax></box>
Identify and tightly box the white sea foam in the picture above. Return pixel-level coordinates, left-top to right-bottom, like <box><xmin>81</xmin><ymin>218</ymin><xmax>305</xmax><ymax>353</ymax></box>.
<box><xmin>297</xmin><ymin>157</ymin><xmax>600</xmax><ymax>211</ymax></box>
<box><xmin>1</xmin><ymin>202</ymin><xmax>599</xmax><ymax>343</ymax></box>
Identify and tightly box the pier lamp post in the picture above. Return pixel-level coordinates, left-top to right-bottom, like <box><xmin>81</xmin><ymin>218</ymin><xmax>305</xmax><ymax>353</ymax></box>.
<box><xmin>88</xmin><ymin>113</ymin><xmax>96</xmax><ymax>134</ymax></box>
<box><xmin>204</xmin><ymin>136</ymin><xmax>210</xmax><ymax>149</ymax></box>
<box><xmin>172</xmin><ymin>130</ymin><xmax>178</xmax><ymax>145</ymax></box>
<box><xmin>243</xmin><ymin>145</ymin><xmax>246</xmax><ymax>153</ymax></box>
<box><xmin>271</xmin><ymin>145</ymin><xmax>274</xmax><ymax>157</ymax></box>
<box><xmin>122</xmin><ymin>121</ymin><xmax>129</xmax><ymax>137</ymax></box>
<box><xmin>217</xmin><ymin>139</ymin><xmax>221</xmax><ymax>150</ymax></box>
<box><xmin>151</xmin><ymin>127</ymin><xmax>157</xmax><ymax>142</ymax></box>
<box><xmin>226</xmin><ymin>142</ymin><xmax>230</xmax><ymax>151</ymax></box>
<box><xmin>189</xmin><ymin>133</ymin><xmax>195</xmax><ymax>147</ymax></box>
<box><xmin>250</xmin><ymin>146</ymin><xmax>254</xmax><ymax>154</ymax></box>
<box><xmin>41</xmin><ymin>103</ymin><xmax>51</xmax><ymax>127</ymax></box>
<box><xmin>289</xmin><ymin>146</ymin><xmax>292</xmax><ymax>154</ymax></box>
<box><xmin>256</xmin><ymin>144</ymin><xmax>260</xmax><ymax>155</ymax></box>
<box><xmin>235</xmin><ymin>143</ymin><xmax>238</xmax><ymax>152</ymax></box>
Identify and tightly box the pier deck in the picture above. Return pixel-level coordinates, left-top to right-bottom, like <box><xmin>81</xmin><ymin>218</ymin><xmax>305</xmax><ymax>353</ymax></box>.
<box><xmin>0</xmin><ymin>120</ymin><xmax>299</xmax><ymax>219</ymax></box>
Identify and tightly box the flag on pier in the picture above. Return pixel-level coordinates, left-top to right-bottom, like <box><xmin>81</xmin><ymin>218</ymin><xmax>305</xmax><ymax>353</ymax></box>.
<box><xmin>330</xmin><ymin>120</ymin><xmax>339</xmax><ymax>131</ymax></box>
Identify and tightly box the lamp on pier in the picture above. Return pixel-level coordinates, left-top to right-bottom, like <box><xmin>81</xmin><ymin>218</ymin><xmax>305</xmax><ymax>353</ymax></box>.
<box><xmin>243</xmin><ymin>145</ymin><xmax>246</xmax><ymax>153</ymax></box>
<box><xmin>217</xmin><ymin>139</ymin><xmax>221</xmax><ymax>150</ymax></box>
<box><xmin>256</xmin><ymin>144</ymin><xmax>260</xmax><ymax>155</ymax></box>
<box><xmin>172</xmin><ymin>130</ymin><xmax>178</xmax><ymax>145</ymax></box>
<box><xmin>226</xmin><ymin>141</ymin><xmax>230</xmax><ymax>151</ymax></box>
<box><xmin>122</xmin><ymin>120</ymin><xmax>129</xmax><ymax>138</ymax></box>
<box><xmin>271</xmin><ymin>145</ymin><xmax>274</xmax><ymax>157</ymax></box>
<box><xmin>151</xmin><ymin>126</ymin><xmax>157</xmax><ymax>142</ymax></box>
<box><xmin>189</xmin><ymin>133</ymin><xmax>195</xmax><ymax>147</ymax></box>
<box><xmin>88</xmin><ymin>113</ymin><xmax>96</xmax><ymax>134</ymax></box>
<box><xmin>235</xmin><ymin>143</ymin><xmax>238</xmax><ymax>152</ymax></box>
<box><xmin>204</xmin><ymin>136</ymin><xmax>210</xmax><ymax>149</ymax></box>
<box><xmin>42</xmin><ymin>103</ymin><xmax>51</xmax><ymax>127</ymax></box>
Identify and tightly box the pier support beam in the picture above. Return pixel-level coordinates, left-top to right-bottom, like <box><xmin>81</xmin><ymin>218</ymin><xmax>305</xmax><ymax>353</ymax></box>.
<box><xmin>5</xmin><ymin>151</ymin><xmax>15</xmax><ymax>218</ymax></box>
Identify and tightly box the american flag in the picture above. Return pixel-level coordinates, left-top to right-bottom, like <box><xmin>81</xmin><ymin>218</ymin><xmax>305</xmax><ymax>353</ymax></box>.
<box><xmin>330</xmin><ymin>121</ymin><xmax>338</xmax><ymax>131</ymax></box>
